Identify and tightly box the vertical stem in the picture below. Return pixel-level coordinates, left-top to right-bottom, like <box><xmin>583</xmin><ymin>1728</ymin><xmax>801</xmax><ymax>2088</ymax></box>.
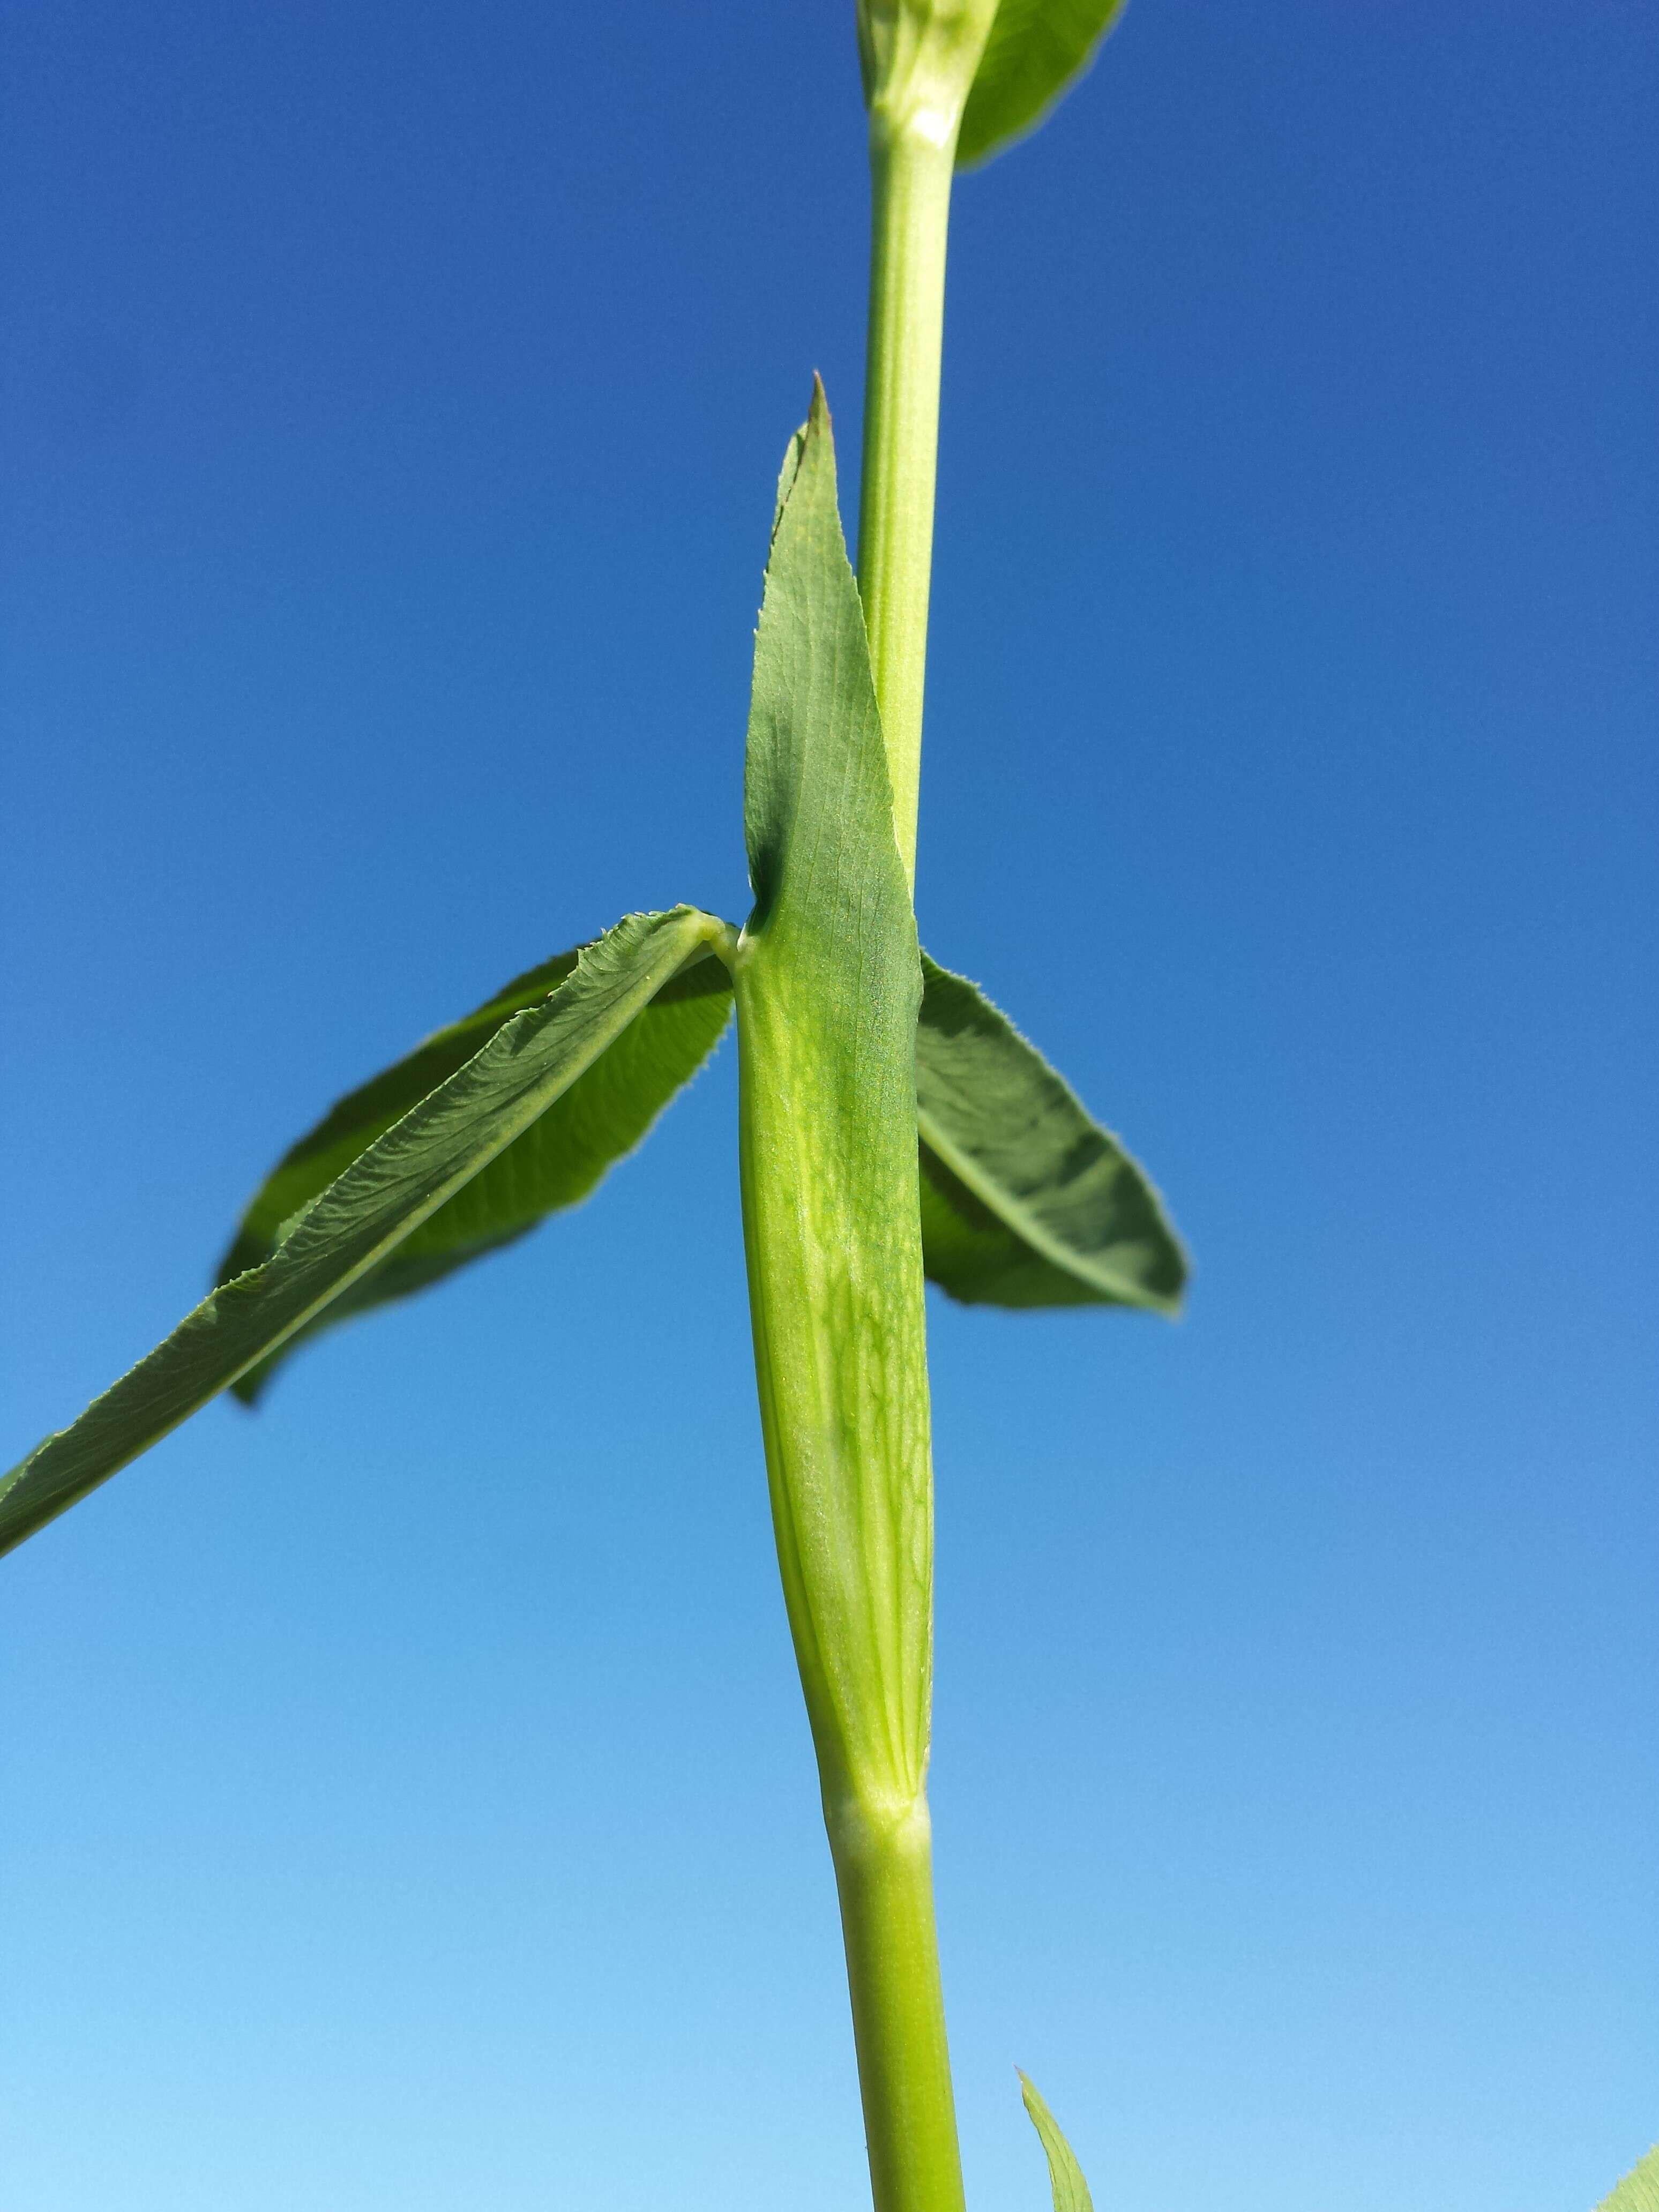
<box><xmin>828</xmin><ymin>1795</ymin><xmax>967</xmax><ymax>2212</ymax></box>
<box><xmin>825</xmin><ymin>98</ymin><xmax>965</xmax><ymax>2212</ymax></box>
<box><xmin>739</xmin><ymin>63</ymin><xmax>979</xmax><ymax>2212</ymax></box>
<box><xmin>857</xmin><ymin>122</ymin><xmax>956</xmax><ymax>893</ymax></box>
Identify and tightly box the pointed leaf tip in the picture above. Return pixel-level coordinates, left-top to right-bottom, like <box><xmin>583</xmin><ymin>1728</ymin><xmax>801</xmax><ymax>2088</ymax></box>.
<box><xmin>1019</xmin><ymin>2072</ymin><xmax>1095</xmax><ymax>2212</ymax></box>
<box><xmin>770</xmin><ymin>379</ymin><xmax>839</xmax><ymax>552</ymax></box>
<box><xmin>1596</xmin><ymin>2145</ymin><xmax>1659</xmax><ymax>2212</ymax></box>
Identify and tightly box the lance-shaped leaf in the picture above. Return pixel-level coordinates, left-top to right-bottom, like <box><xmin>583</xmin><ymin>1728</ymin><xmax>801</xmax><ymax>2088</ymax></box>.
<box><xmin>735</xmin><ymin>381</ymin><xmax>934</xmax><ymax>1808</ymax></box>
<box><xmin>1019</xmin><ymin>2072</ymin><xmax>1095</xmax><ymax>2212</ymax></box>
<box><xmin>1598</xmin><ymin>2147</ymin><xmax>1659</xmax><ymax>2212</ymax></box>
<box><xmin>958</xmin><ymin>0</ymin><xmax>1129</xmax><ymax>170</ymax></box>
<box><xmin>219</xmin><ymin>940</ymin><xmax>731</xmax><ymax>1401</ymax></box>
<box><xmin>915</xmin><ymin>952</ymin><xmax>1186</xmax><ymax>1313</ymax></box>
<box><xmin>0</xmin><ymin>907</ymin><xmax>729</xmax><ymax>1559</ymax></box>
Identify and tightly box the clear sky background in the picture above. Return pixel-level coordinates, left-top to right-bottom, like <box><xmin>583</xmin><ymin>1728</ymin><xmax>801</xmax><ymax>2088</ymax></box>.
<box><xmin>2</xmin><ymin>4</ymin><xmax>1654</xmax><ymax>2208</ymax></box>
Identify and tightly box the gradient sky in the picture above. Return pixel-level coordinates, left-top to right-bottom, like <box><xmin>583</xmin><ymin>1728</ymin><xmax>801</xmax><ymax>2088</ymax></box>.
<box><xmin>2</xmin><ymin>4</ymin><xmax>1655</xmax><ymax>2209</ymax></box>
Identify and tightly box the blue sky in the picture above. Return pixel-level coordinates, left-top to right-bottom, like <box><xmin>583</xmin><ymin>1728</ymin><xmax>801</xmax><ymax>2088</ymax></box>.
<box><xmin>2</xmin><ymin>3</ymin><xmax>1654</xmax><ymax>2208</ymax></box>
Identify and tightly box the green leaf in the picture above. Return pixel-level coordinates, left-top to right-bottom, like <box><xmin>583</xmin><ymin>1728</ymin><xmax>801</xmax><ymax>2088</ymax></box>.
<box><xmin>958</xmin><ymin>0</ymin><xmax>1129</xmax><ymax>170</ymax></box>
<box><xmin>0</xmin><ymin>908</ymin><xmax>729</xmax><ymax>1559</ymax></box>
<box><xmin>219</xmin><ymin>940</ymin><xmax>732</xmax><ymax>1402</ymax></box>
<box><xmin>1019</xmin><ymin>2071</ymin><xmax>1095</xmax><ymax>2212</ymax></box>
<box><xmin>735</xmin><ymin>380</ymin><xmax>935</xmax><ymax>1807</ymax></box>
<box><xmin>916</xmin><ymin>953</ymin><xmax>1186</xmax><ymax>1313</ymax></box>
<box><xmin>1597</xmin><ymin>2147</ymin><xmax>1659</xmax><ymax>2212</ymax></box>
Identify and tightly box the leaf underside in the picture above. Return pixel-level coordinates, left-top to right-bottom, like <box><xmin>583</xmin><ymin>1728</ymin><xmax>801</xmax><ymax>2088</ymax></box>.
<box><xmin>0</xmin><ymin>908</ymin><xmax>725</xmax><ymax>1559</ymax></box>
<box><xmin>959</xmin><ymin>0</ymin><xmax>1129</xmax><ymax>170</ymax></box>
<box><xmin>917</xmin><ymin>953</ymin><xmax>1185</xmax><ymax>1313</ymax></box>
<box><xmin>1597</xmin><ymin>2147</ymin><xmax>1659</xmax><ymax>2212</ymax></box>
<box><xmin>1019</xmin><ymin>2071</ymin><xmax>1095</xmax><ymax>2212</ymax></box>
<box><xmin>218</xmin><ymin>943</ymin><xmax>733</xmax><ymax>1401</ymax></box>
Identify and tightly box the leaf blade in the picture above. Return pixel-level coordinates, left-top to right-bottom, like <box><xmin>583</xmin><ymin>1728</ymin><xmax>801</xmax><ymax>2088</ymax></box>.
<box><xmin>1019</xmin><ymin>2071</ymin><xmax>1095</xmax><ymax>2212</ymax></box>
<box><xmin>916</xmin><ymin>952</ymin><xmax>1185</xmax><ymax>1313</ymax></box>
<box><xmin>220</xmin><ymin>940</ymin><xmax>731</xmax><ymax>1400</ymax></box>
<box><xmin>958</xmin><ymin>0</ymin><xmax>1129</xmax><ymax>170</ymax></box>
<box><xmin>735</xmin><ymin>382</ymin><xmax>935</xmax><ymax>1805</ymax></box>
<box><xmin>0</xmin><ymin>907</ymin><xmax>727</xmax><ymax>1558</ymax></box>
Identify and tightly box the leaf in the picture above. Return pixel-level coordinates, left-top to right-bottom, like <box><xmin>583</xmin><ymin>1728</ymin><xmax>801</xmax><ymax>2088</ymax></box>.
<box><xmin>958</xmin><ymin>0</ymin><xmax>1129</xmax><ymax>170</ymax></box>
<box><xmin>227</xmin><ymin>935</ymin><xmax>1176</xmax><ymax>1388</ymax></box>
<box><xmin>1597</xmin><ymin>2147</ymin><xmax>1659</xmax><ymax>2212</ymax></box>
<box><xmin>0</xmin><ymin>908</ymin><xmax>729</xmax><ymax>1559</ymax></box>
<box><xmin>218</xmin><ymin>940</ymin><xmax>731</xmax><ymax>1401</ymax></box>
<box><xmin>1019</xmin><ymin>2072</ymin><xmax>1095</xmax><ymax>2212</ymax></box>
<box><xmin>735</xmin><ymin>379</ymin><xmax>935</xmax><ymax>1806</ymax></box>
<box><xmin>916</xmin><ymin>953</ymin><xmax>1186</xmax><ymax>1313</ymax></box>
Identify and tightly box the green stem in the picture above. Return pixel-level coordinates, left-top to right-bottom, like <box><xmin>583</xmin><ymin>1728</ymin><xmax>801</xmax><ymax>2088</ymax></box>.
<box><xmin>813</xmin><ymin>94</ymin><xmax>966</xmax><ymax>2212</ymax></box>
<box><xmin>828</xmin><ymin>1793</ymin><xmax>967</xmax><ymax>2212</ymax></box>
<box><xmin>857</xmin><ymin>119</ymin><xmax>956</xmax><ymax>893</ymax></box>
